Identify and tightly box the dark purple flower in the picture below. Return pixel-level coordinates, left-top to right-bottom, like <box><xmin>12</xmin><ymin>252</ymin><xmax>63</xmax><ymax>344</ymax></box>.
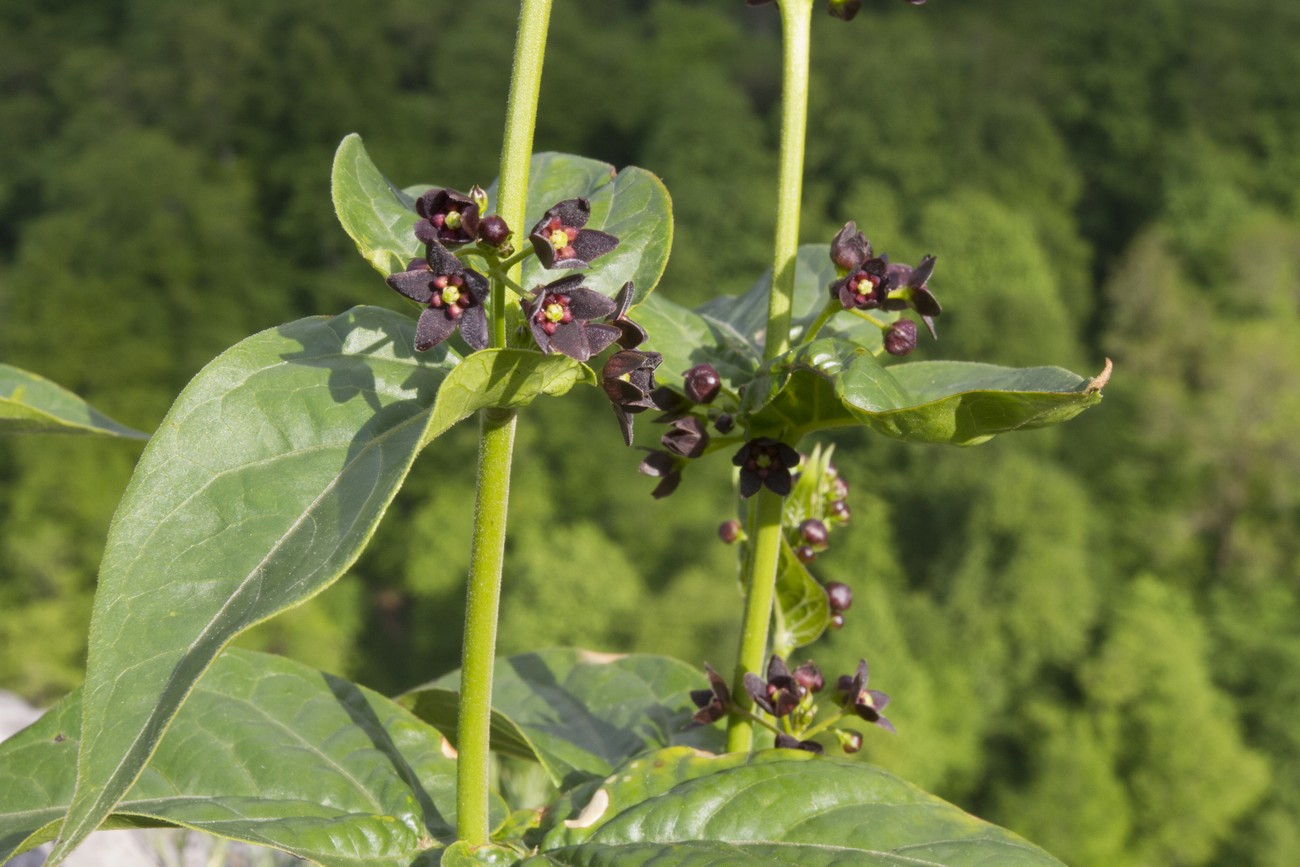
<box><xmin>791</xmin><ymin>660</ymin><xmax>824</xmax><ymax>694</ymax></box>
<box><xmin>885</xmin><ymin>255</ymin><xmax>941</xmax><ymax>338</ymax></box>
<box><xmin>774</xmin><ymin>732</ymin><xmax>825</xmax><ymax>754</ymax></box>
<box><xmin>833</xmin><ymin>256</ymin><xmax>894</xmax><ymax>310</ymax></box>
<box><xmin>718</xmin><ymin>520</ymin><xmax>743</xmax><ymax>544</ymax></box>
<box><xmin>608</xmin><ymin>282</ymin><xmax>647</xmax><ymax>350</ymax></box>
<box><xmin>687</xmin><ymin>663</ymin><xmax>732</xmax><ymax>727</ymax></box>
<box><xmin>732</xmin><ymin>439</ymin><xmax>801</xmax><ymax>498</ymax></box>
<box><xmin>414</xmin><ymin>188</ymin><xmax>481</xmax><ymax>247</ymax></box>
<box><xmin>529</xmin><ymin>197</ymin><xmax>619</xmax><ymax>269</ymax></box>
<box><xmin>661</xmin><ymin>416</ymin><xmax>709</xmax><ymax>459</ymax></box>
<box><xmin>825</xmin><ymin>581</ymin><xmax>853</xmax><ymax>614</ymax></box>
<box><xmin>836</xmin><ymin>659</ymin><xmax>895</xmax><ymax>733</ymax></box>
<box><xmin>386</xmin><ymin>242</ymin><xmax>489</xmax><ymax>352</ymax></box>
<box><xmin>830</xmin><ymin>221</ymin><xmax>872</xmax><ymax>270</ymax></box>
<box><xmin>479</xmin><ymin>215</ymin><xmax>511</xmax><ymax>249</ymax></box>
<box><xmin>683</xmin><ymin>364</ymin><xmax>722</xmax><ymax>404</ymax></box>
<box><xmin>603</xmin><ymin>349</ymin><xmax>663</xmax><ymax>446</ymax></box>
<box><xmin>884</xmin><ymin>318</ymin><xmax>919</xmax><ymax>356</ymax></box>
<box><xmin>638</xmin><ymin>450</ymin><xmax>681</xmax><ymax>499</ymax></box>
<box><xmin>524</xmin><ymin>275</ymin><xmax>621</xmax><ymax>361</ymax></box>
<box><xmin>744</xmin><ymin>655</ymin><xmax>805</xmax><ymax>717</ymax></box>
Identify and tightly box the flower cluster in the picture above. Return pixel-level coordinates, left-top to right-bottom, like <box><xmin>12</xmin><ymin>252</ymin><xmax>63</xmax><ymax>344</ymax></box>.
<box><xmin>635</xmin><ymin>362</ymin><xmax>741</xmax><ymax>499</ymax></box>
<box><xmin>828</xmin><ymin>221</ymin><xmax>942</xmax><ymax>357</ymax></box>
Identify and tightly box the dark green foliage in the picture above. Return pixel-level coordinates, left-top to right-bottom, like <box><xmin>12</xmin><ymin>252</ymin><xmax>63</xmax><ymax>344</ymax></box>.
<box><xmin>2</xmin><ymin>1</ymin><xmax>1297</xmax><ymax>865</ymax></box>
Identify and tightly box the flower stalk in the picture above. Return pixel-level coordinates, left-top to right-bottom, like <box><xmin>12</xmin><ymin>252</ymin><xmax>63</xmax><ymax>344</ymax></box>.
<box><xmin>455</xmin><ymin>0</ymin><xmax>552</xmax><ymax>844</ymax></box>
<box><xmin>728</xmin><ymin>0</ymin><xmax>815</xmax><ymax>754</ymax></box>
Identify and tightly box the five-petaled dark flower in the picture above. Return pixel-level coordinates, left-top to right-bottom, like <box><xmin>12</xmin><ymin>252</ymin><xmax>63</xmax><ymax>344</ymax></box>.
<box><xmin>386</xmin><ymin>242</ymin><xmax>489</xmax><ymax>352</ymax></box>
<box><xmin>687</xmin><ymin>663</ymin><xmax>732</xmax><ymax>727</ymax></box>
<box><xmin>603</xmin><ymin>349</ymin><xmax>663</xmax><ymax>446</ymax></box>
<box><xmin>524</xmin><ymin>275</ymin><xmax>621</xmax><ymax>361</ymax></box>
<box><xmin>661</xmin><ymin>416</ymin><xmax>709</xmax><ymax>459</ymax></box>
<box><xmin>732</xmin><ymin>438</ymin><xmax>801</xmax><ymax>498</ymax></box>
<box><xmin>836</xmin><ymin>659</ymin><xmax>895</xmax><ymax>733</ymax></box>
<box><xmin>638</xmin><ymin>450</ymin><xmax>682</xmax><ymax>499</ymax></box>
<box><xmin>608</xmin><ymin>282</ymin><xmax>647</xmax><ymax>349</ymax></box>
<box><xmin>831</xmin><ymin>237</ymin><xmax>894</xmax><ymax>311</ymax></box>
<box><xmin>529</xmin><ymin>198</ymin><xmax>620</xmax><ymax>269</ymax></box>
<box><xmin>885</xmin><ymin>255</ymin><xmax>941</xmax><ymax>338</ymax></box>
<box><xmin>744</xmin><ymin>655</ymin><xmax>805</xmax><ymax>718</ymax></box>
<box><xmin>414</xmin><ymin>188</ymin><xmax>481</xmax><ymax>247</ymax></box>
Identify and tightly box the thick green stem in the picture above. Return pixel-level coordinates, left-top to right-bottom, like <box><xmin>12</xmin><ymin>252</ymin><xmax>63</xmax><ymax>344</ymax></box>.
<box><xmin>728</xmin><ymin>0</ymin><xmax>814</xmax><ymax>754</ymax></box>
<box><xmin>456</xmin><ymin>410</ymin><xmax>518</xmax><ymax>843</ymax></box>
<box><xmin>727</xmin><ymin>489</ymin><xmax>787</xmax><ymax>752</ymax></box>
<box><xmin>455</xmin><ymin>0</ymin><xmax>551</xmax><ymax>844</ymax></box>
<box><xmin>492</xmin><ymin>0</ymin><xmax>553</xmax><ymax>349</ymax></box>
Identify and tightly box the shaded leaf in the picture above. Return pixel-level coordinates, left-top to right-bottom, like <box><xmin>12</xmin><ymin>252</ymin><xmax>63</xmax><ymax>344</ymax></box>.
<box><xmin>772</xmin><ymin>539</ymin><xmax>831</xmax><ymax>657</ymax></box>
<box><xmin>538</xmin><ymin>747</ymin><xmax>1064</xmax><ymax>866</ymax></box>
<box><xmin>50</xmin><ymin>307</ymin><xmax>457</xmax><ymax>861</ymax></box>
<box><xmin>634</xmin><ymin>294</ymin><xmax>759</xmax><ymax>389</ymax></box>
<box><xmin>332</xmin><ymin>133</ymin><xmax>422</xmax><ymax>276</ymax></box>
<box><xmin>0</xmin><ymin>363</ymin><xmax>148</xmax><ymax>439</ymax></box>
<box><xmin>402</xmin><ymin>650</ymin><xmax>723</xmax><ymax>790</ymax></box>
<box><xmin>421</xmin><ymin>349</ymin><xmax>595</xmax><ymax>449</ymax></box>
<box><xmin>0</xmin><ymin>648</ymin><xmax>510</xmax><ymax>866</ymax></box>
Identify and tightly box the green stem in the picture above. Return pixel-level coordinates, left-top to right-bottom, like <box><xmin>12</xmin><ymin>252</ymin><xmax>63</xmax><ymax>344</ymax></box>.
<box><xmin>728</xmin><ymin>0</ymin><xmax>815</xmax><ymax>754</ymax></box>
<box><xmin>455</xmin><ymin>410</ymin><xmax>518</xmax><ymax>843</ymax></box>
<box><xmin>455</xmin><ymin>0</ymin><xmax>552</xmax><ymax>845</ymax></box>
<box><xmin>802</xmin><ymin>296</ymin><xmax>841</xmax><ymax>344</ymax></box>
<box><xmin>727</xmin><ymin>489</ymin><xmax>787</xmax><ymax>752</ymax></box>
<box><xmin>492</xmin><ymin>0</ymin><xmax>553</xmax><ymax>349</ymax></box>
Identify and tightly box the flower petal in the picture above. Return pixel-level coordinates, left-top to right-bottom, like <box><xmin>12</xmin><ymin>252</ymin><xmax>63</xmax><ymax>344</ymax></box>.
<box><xmin>415</xmin><ymin>308</ymin><xmax>457</xmax><ymax>351</ymax></box>
<box><xmin>566</xmin><ymin>286</ymin><xmax>619</xmax><ymax>320</ymax></box>
<box><xmin>459</xmin><ymin>306</ymin><xmax>490</xmax><ymax>351</ymax></box>
<box><xmin>387</xmin><ymin>269</ymin><xmax>435</xmax><ymax>304</ymax></box>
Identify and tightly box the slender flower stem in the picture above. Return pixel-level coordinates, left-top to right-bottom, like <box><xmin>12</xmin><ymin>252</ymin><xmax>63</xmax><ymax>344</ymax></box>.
<box><xmin>728</xmin><ymin>0</ymin><xmax>815</xmax><ymax>754</ymax></box>
<box><xmin>455</xmin><ymin>0</ymin><xmax>552</xmax><ymax>845</ymax></box>
<box><xmin>802</xmin><ymin>297</ymin><xmax>841</xmax><ymax>344</ymax></box>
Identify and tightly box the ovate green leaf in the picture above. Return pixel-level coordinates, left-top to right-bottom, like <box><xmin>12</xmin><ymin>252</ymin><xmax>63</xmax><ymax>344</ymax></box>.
<box><xmin>538</xmin><ymin>747</ymin><xmax>1064</xmax><ymax>866</ymax></box>
<box><xmin>332</xmin><ymin>133</ymin><xmax>422</xmax><ymax>276</ymax></box>
<box><xmin>0</xmin><ymin>364</ymin><xmax>148</xmax><ymax>439</ymax></box>
<box><xmin>0</xmin><ymin>648</ymin><xmax>508</xmax><ymax>866</ymax></box>
<box><xmin>50</xmin><ymin>307</ymin><xmax>456</xmax><ymax>862</ymax></box>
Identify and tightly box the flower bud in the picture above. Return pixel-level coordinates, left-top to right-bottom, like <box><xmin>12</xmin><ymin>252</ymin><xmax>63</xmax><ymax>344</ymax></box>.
<box><xmin>795</xmin><ymin>545</ymin><xmax>817</xmax><ymax>564</ymax></box>
<box><xmin>468</xmin><ymin>185</ymin><xmax>489</xmax><ymax>214</ymax></box>
<box><xmin>830</xmin><ymin>499</ymin><xmax>851</xmax><ymax>522</ymax></box>
<box><xmin>830</xmin><ymin>221</ymin><xmax>871</xmax><ymax>271</ymax></box>
<box><xmin>713</xmin><ymin>413</ymin><xmax>735</xmax><ymax>434</ymax></box>
<box><xmin>683</xmin><ymin>364</ymin><xmax>721</xmax><ymax>404</ymax></box>
<box><xmin>884</xmin><ymin>318</ymin><xmax>918</xmax><ymax>356</ymax></box>
<box><xmin>838</xmin><ymin>729</ymin><xmax>864</xmax><ymax>754</ymax></box>
<box><xmin>718</xmin><ymin>519</ymin><xmax>743</xmax><ymax>544</ymax></box>
<box><xmin>827</xmin><ymin>0</ymin><xmax>862</xmax><ymax>20</ymax></box>
<box><xmin>792</xmin><ymin>661</ymin><xmax>824</xmax><ymax>693</ymax></box>
<box><xmin>799</xmin><ymin>518</ymin><xmax>829</xmax><ymax>548</ymax></box>
<box><xmin>479</xmin><ymin>215</ymin><xmax>511</xmax><ymax>248</ymax></box>
<box><xmin>825</xmin><ymin>581</ymin><xmax>853</xmax><ymax>613</ymax></box>
<box><xmin>829</xmin><ymin>613</ymin><xmax>845</xmax><ymax>630</ymax></box>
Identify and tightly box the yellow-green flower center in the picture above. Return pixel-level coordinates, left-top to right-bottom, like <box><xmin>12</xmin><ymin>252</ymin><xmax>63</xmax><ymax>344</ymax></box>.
<box><xmin>548</xmin><ymin>228</ymin><xmax>570</xmax><ymax>249</ymax></box>
<box><xmin>444</xmin><ymin>210</ymin><xmax>462</xmax><ymax>230</ymax></box>
<box><xmin>544</xmin><ymin>302</ymin><xmax>566</xmax><ymax>323</ymax></box>
<box><xmin>442</xmin><ymin>285</ymin><xmax>462</xmax><ymax>306</ymax></box>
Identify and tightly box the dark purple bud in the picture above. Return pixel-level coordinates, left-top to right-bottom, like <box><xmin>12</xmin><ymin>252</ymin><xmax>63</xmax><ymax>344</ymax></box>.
<box><xmin>713</xmin><ymin>413</ymin><xmax>735</xmax><ymax>434</ymax></box>
<box><xmin>840</xmin><ymin>729</ymin><xmax>864</xmax><ymax>754</ymax></box>
<box><xmin>799</xmin><ymin>518</ymin><xmax>828</xmax><ymax>548</ymax></box>
<box><xmin>831</xmin><ymin>475</ymin><xmax>850</xmax><ymax>500</ymax></box>
<box><xmin>830</xmin><ymin>613</ymin><xmax>846</xmax><ymax>630</ymax></box>
<box><xmin>830</xmin><ymin>499</ymin><xmax>852</xmax><ymax>522</ymax></box>
<box><xmin>774</xmin><ymin>733</ymin><xmax>825</xmax><ymax>754</ymax></box>
<box><xmin>825</xmin><ymin>581</ymin><xmax>853</xmax><ymax>614</ymax></box>
<box><xmin>683</xmin><ymin>364</ymin><xmax>721</xmax><ymax>404</ymax></box>
<box><xmin>830</xmin><ymin>222</ymin><xmax>871</xmax><ymax>270</ymax></box>
<box><xmin>885</xmin><ymin>319</ymin><xmax>918</xmax><ymax>356</ymax></box>
<box><xmin>795</xmin><ymin>545</ymin><xmax>817</xmax><ymax>564</ymax></box>
<box><xmin>479</xmin><ymin>215</ymin><xmax>511</xmax><ymax>248</ymax></box>
<box><xmin>718</xmin><ymin>519</ymin><xmax>742</xmax><ymax>544</ymax></box>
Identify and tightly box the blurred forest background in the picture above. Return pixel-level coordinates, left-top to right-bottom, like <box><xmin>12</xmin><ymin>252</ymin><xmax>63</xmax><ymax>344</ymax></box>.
<box><xmin>2</xmin><ymin>0</ymin><xmax>1299</xmax><ymax>864</ymax></box>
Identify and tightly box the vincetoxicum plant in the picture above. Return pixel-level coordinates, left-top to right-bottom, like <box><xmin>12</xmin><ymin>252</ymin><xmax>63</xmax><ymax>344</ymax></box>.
<box><xmin>0</xmin><ymin>0</ymin><xmax>1109</xmax><ymax>864</ymax></box>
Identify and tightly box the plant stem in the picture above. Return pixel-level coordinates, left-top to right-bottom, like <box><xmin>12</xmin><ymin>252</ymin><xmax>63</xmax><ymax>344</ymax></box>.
<box><xmin>455</xmin><ymin>0</ymin><xmax>552</xmax><ymax>844</ymax></box>
<box><xmin>456</xmin><ymin>409</ymin><xmax>517</xmax><ymax>843</ymax></box>
<box><xmin>728</xmin><ymin>0</ymin><xmax>815</xmax><ymax>754</ymax></box>
<box><xmin>727</xmin><ymin>488</ymin><xmax>787</xmax><ymax>752</ymax></box>
<box><xmin>802</xmin><ymin>296</ymin><xmax>841</xmax><ymax>344</ymax></box>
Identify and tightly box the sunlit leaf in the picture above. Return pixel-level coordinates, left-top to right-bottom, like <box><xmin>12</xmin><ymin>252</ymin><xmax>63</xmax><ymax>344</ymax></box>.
<box><xmin>0</xmin><ymin>364</ymin><xmax>148</xmax><ymax>439</ymax></box>
<box><xmin>0</xmin><ymin>648</ymin><xmax>509</xmax><ymax>866</ymax></box>
<box><xmin>332</xmin><ymin>133</ymin><xmax>422</xmax><ymax>276</ymax></box>
<box><xmin>536</xmin><ymin>747</ymin><xmax>1065</xmax><ymax>866</ymax></box>
<box><xmin>772</xmin><ymin>540</ymin><xmax>831</xmax><ymax>656</ymax></box>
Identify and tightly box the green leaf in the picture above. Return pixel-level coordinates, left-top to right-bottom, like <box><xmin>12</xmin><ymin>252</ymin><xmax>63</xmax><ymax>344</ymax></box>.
<box><xmin>49</xmin><ymin>306</ymin><xmax>459</xmax><ymax>862</ymax></box>
<box><xmin>504</xmin><ymin>153</ymin><xmax>673</xmax><ymax>304</ymax></box>
<box><xmin>421</xmin><ymin>349</ymin><xmax>595</xmax><ymax>449</ymax></box>
<box><xmin>536</xmin><ymin>747</ymin><xmax>1064</xmax><ymax>866</ymax></box>
<box><xmin>634</xmin><ymin>294</ymin><xmax>759</xmax><ymax>388</ymax></box>
<box><xmin>772</xmin><ymin>539</ymin><xmax>831</xmax><ymax>657</ymax></box>
<box><xmin>0</xmin><ymin>648</ymin><xmax>510</xmax><ymax>866</ymax></box>
<box><xmin>744</xmin><ymin>338</ymin><xmax>1109</xmax><ymax>445</ymax></box>
<box><xmin>402</xmin><ymin>650</ymin><xmax>724</xmax><ymax>790</ymax></box>
<box><xmin>332</xmin><ymin>133</ymin><xmax>421</xmax><ymax>276</ymax></box>
<box><xmin>696</xmin><ymin>244</ymin><xmax>893</xmax><ymax>357</ymax></box>
<box><xmin>0</xmin><ymin>364</ymin><xmax>148</xmax><ymax>439</ymax></box>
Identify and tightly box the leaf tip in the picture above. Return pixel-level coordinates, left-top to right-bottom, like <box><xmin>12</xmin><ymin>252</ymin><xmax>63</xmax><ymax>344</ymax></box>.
<box><xmin>1086</xmin><ymin>358</ymin><xmax>1113</xmax><ymax>393</ymax></box>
